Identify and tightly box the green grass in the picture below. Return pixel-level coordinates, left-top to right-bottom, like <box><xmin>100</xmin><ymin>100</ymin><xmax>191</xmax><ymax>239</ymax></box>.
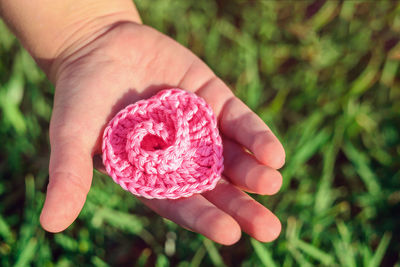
<box><xmin>1</xmin><ymin>0</ymin><xmax>400</xmax><ymax>266</ymax></box>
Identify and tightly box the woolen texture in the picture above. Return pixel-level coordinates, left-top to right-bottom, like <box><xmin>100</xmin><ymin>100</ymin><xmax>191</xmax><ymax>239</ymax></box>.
<box><xmin>102</xmin><ymin>89</ymin><xmax>223</xmax><ymax>199</ymax></box>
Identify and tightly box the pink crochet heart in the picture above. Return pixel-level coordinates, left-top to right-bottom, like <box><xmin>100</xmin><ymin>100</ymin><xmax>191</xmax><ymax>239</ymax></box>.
<box><xmin>102</xmin><ymin>89</ymin><xmax>223</xmax><ymax>199</ymax></box>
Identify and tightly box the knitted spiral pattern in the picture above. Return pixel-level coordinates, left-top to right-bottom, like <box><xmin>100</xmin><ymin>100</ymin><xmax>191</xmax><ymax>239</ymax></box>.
<box><xmin>102</xmin><ymin>89</ymin><xmax>223</xmax><ymax>199</ymax></box>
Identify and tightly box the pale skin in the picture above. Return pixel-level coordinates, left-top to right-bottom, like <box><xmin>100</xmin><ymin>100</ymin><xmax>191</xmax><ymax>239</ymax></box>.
<box><xmin>0</xmin><ymin>0</ymin><xmax>285</xmax><ymax>245</ymax></box>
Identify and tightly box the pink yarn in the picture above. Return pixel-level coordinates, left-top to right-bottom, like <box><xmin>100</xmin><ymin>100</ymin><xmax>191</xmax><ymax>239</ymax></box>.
<box><xmin>102</xmin><ymin>89</ymin><xmax>223</xmax><ymax>199</ymax></box>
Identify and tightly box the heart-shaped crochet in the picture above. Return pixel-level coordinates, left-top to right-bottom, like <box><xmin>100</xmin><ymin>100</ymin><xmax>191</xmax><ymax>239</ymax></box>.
<box><xmin>102</xmin><ymin>89</ymin><xmax>223</xmax><ymax>199</ymax></box>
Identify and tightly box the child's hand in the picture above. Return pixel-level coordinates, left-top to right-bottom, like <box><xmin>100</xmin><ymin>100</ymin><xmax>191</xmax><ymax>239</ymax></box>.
<box><xmin>41</xmin><ymin>22</ymin><xmax>285</xmax><ymax>245</ymax></box>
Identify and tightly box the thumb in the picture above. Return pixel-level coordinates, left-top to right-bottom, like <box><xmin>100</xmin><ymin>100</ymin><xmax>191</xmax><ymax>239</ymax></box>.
<box><xmin>40</xmin><ymin>132</ymin><xmax>93</xmax><ymax>233</ymax></box>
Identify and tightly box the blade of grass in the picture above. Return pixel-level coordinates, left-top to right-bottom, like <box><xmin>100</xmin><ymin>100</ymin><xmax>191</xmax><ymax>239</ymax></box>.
<box><xmin>307</xmin><ymin>1</ymin><xmax>340</xmax><ymax>32</ymax></box>
<box><xmin>0</xmin><ymin>215</ymin><xmax>12</xmax><ymax>243</ymax></box>
<box><xmin>368</xmin><ymin>232</ymin><xmax>392</xmax><ymax>267</ymax></box>
<box><xmin>0</xmin><ymin>74</ymin><xmax>26</xmax><ymax>134</ymax></box>
<box><xmin>90</xmin><ymin>205</ymin><xmax>144</xmax><ymax>235</ymax></box>
<box><xmin>55</xmin><ymin>257</ymin><xmax>74</xmax><ymax>267</ymax></box>
<box><xmin>54</xmin><ymin>233</ymin><xmax>78</xmax><ymax>251</ymax></box>
<box><xmin>136</xmin><ymin>248</ymin><xmax>152</xmax><ymax>267</ymax></box>
<box><xmin>190</xmin><ymin>245</ymin><xmax>206</xmax><ymax>267</ymax></box>
<box><xmin>361</xmin><ymin>244</ymin><xmax>373</xmax><ymax>267</ymax></box>
<box><xmin>282</xmin><ymin>127</ymin><xmax>331</xmax><ymax>189</ymax></box>
<box><xmin>16</xmin><ymin>175</ymin><xmax>38</xmax><ymax>261</ymax></box>
<box><xmin>92</xmin><ymin>256</ymin><xmax>110</xmax><ymax>267</ymax></box>
<box><xmin>14</xmin><ymin>238</ymin><xmax>37</xmax><ymax>267</ymax></box>
<box><xmin>380</xmin><ymin>59</ymin><xmax>399</xmax><ymax>87</ymax></box>
<box><xmin>250</xmin><ymin>239</ymin><xmax>278</xmax><ymax>267</ymax></box>
<box><xmin>292</xmin><ymin>238</ymin><xmax>335</xmax><ymax>266</ymax></box>
<box><xmin>348</xmin><ymin>52</ymin><xmax>381</xmax><ymax>97</ymax></box>
<box><xmin>314</xmin><ymin>119</ymin><xmax>344</xmax><ymax>213</ymax></box>
<box><xmin>203</xmin><ymin>239</ymin><xmax>225</xmax><ymax>267</ymax></box>
<box><xmin>342</xmin><ymin>141</ymin><xmax>381</xmax><ymax>197</ymax></box>
<box><xmin>155</xmin><ymin>254</ymin><xmax>169</xmax><ymax>267</ymax></box>
<box><xmin>333</xmin><ymin>221</ymin><xmax>357</xmax><ymax>267</ymax></box>
<box><xmin>340</xmin><ymin>1</ymin><xmax>356</xmax><ymax>20</ymax></box>
<box><xmin>287</xmin><ymin>245</ymin><xmax>313</xmax><ymax>267</ymax></box>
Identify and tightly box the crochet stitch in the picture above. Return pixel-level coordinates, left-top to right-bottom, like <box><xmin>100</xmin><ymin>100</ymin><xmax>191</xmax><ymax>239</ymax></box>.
<box><xmin>102</xmin><ymin>89</ymin><xmax>223</xmax><ymax>199</ymax></box>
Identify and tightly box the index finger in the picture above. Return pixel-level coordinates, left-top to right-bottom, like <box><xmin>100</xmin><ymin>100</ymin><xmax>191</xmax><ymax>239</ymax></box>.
<box><xmin>193</xmin><ymin>77</ymin><xmax>285</xmax><ymax>169</ymax></box>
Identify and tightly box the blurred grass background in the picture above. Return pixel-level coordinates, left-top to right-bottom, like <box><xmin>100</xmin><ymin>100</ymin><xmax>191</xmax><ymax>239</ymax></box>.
<box><xmin>1</xmin><ymin>0</ymin><xmax>400</xmax><ymax>266</ymax></box>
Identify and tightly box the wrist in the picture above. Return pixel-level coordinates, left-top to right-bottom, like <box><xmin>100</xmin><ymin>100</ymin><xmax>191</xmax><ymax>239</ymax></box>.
<box><xmin>0</xmin><ymin>0</ymin><xmax>141</xmax><ymax>82</ymax></box>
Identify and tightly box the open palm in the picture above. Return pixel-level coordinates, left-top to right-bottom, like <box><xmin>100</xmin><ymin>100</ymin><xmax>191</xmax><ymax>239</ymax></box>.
<box><xmin>40</xmin><ymin>22</ymin><xmax>285</xmax><ymax>245</ymax></box>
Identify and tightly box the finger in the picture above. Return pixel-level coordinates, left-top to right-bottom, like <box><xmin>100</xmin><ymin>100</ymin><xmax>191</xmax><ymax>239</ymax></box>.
<box><xmin>140</xmin><ymin>195</ymin><xmax>241</xmax><ymax>245</ymax></box>
<box><xmin>40</xmin><ymin>136</ymin><xmax>93</xmax><ymax>233</ymax></box>
<box><xmin>219</xmin><ymin>96</ymin><xmax>285</xmax><ymax>169</ymax></box>
<box><xmin>223</xmin><ymin>138</ymin><xmax>282</xmax><ymax>195</ymax></box>
<box><xmin>202</xmin><ymin>180</ymin><xmax>281</xmax><ymax>242</ymax></box>
<box><xmin>93</xmin><ymin>158</ymin><xmax>241</xmax><ymax>245</ymax></box>
<box><xmin>186</xmin><ymin>75</ymin><xmax>285</xmax><ymax>169</ymax></box>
